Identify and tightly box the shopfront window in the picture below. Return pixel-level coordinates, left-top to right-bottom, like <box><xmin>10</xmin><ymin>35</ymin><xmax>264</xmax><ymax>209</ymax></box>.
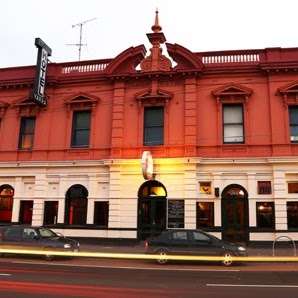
<box><xmin>168</xmin><ymin>200</ymin><xmax>184</xmax><ymax>229</ymax></box>
<box><xmin>256</xmin><ymin>202</ymin><xmax>275</xmax><ymax>229</ymax></box>
<box><xmin>94</xmin><ymin>202</ymin><xmax>109</xmax><ymax>226</ymax></box>
<box><xmin>43</xmin><ymin>201</ymin><xmax>58</xmax><ymax>225</ymax></box>
<box><xmin>287</xmin><ymin>202</ymin><xmax>298</xmax><ymax>229</ymax></box>
<box><xmin>196</xmin><ymin>202</ymin><xmax>214</xmax><ymax>228</ymax></box>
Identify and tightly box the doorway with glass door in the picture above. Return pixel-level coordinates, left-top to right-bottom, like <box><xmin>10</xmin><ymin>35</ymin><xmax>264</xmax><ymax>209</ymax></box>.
<box><xmin>221</xmin><ymin>184</ymin><xmax>249</xmax><ymax>243</ymax></box>
<box><xmin>137</xmin><ymin>180</ymin><xmax>167</xmax><ymax>240</ymax></box>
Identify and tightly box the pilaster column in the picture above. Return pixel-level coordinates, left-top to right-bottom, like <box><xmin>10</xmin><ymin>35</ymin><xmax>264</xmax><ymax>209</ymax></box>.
<box><xmin>108</xmin><ymin>164</ymin><xmax>121</xmax><ymax>229</ymax></box>
<box><xmin>184</xmin><ymin>78</ymin><xmax>197</xmax><ymax>156</ymax></box>
<box><xmin>57</xmin><ymin>175</ymin><xmax>68</xmax><ymax>224</ymax></box>
<box><xmin>212</xmin><ymin>173</ymin><xmax>223</xmax><ymax>227</ymax></box>
<box><xmin>273</xmin><ymin>170</ymin><xmax>287</xmax><ymax>230</ymax></box>
<box><xmin>247</xmin><ymin>173</ymin><xmax>256</xmax><ymax>227</ymax></box>
<box><xmin>32</xmin><ymin>174</ymin><xmax>47</xmax><ymax>226</ymax></box>
<box><xmin>111</xmin><ymin>81</ymin><xmax>125</xmax><ymax>158</ymax></box>
<box><xmin>12</xmin><ymin>177</ymin><xmax>22</xmax><ymax>223</ymax></box>
<box><xmin>86</xmin><ymin>174</ymin><xmax>97</xmax><ymax>224</ymax></box>
<box><xmin>184</xmin><ymin>161</ymin><xmax>197</xmax><ymax>229</ymax></box>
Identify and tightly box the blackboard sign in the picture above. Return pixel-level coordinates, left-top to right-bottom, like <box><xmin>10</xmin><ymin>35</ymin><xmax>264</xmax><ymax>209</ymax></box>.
<box><xmin>168</xmin><ymin>200</ymin><xmax>184</xmax><ymax>228</ymax></box>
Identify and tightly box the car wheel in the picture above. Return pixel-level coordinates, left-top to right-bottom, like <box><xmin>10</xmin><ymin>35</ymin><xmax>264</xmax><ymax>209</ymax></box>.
<box><xmin>222</xmin><ymin>251</ymin><xmax>234</xmax><ymax>266</ymax></box>
<box><xmin>43</xmin><ymin>248</ymin><xmax>54</xmax><ymax>261</ymax></box>
<box><xmin>156</xmin><ymin>249</ymin><xmax>168</xmax><ymax>265</ymax></box>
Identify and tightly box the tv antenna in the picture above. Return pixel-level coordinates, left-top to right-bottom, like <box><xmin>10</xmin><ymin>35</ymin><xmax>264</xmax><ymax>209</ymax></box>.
<box><xmin>67</xmin><ymin>17</ymin><xmax>97</xmax><ymax>61</ymax></box>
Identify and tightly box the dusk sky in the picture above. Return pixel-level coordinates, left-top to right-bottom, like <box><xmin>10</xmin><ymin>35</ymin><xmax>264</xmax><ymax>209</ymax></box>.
<box><xmin>1</xmin><ymin>0</ymin><xmax>297</xmax><ymax>68</ymax></box>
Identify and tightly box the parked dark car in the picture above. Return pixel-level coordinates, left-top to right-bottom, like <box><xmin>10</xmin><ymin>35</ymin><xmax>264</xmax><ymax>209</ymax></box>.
<box><xmin>0</xmin><ymin>226</ymin><xmax>80</xmax><ymax>260</ymax></box>
<box><xmin>145</xmin><ymin>229</ymin><xmax>247</xmax><ymax>266</ymax></box>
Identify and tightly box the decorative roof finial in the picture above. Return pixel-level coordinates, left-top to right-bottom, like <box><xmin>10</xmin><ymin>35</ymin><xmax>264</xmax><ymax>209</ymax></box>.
<box><xmin>151</xmin><ymin>9</ymin><xmax>162</xmax><ymax>33</ymax></box>
<box><xmin>140</xmin><ymin>8</ymin><xmax>171</xmax><ymax>72</ymax></box>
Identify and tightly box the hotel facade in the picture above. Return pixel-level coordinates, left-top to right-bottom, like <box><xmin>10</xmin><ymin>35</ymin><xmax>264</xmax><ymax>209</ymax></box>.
<box><xmin>0</xmin><ymin>13</ymin><xmax>298</xmax><ymax>243</ymax></box>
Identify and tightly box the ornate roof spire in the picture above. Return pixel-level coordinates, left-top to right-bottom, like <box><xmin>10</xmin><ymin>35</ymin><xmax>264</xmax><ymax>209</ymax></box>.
<box><xmin>140</xmin><ymin>9</ymin><xmax>171</xmax><ymax>72</ymax></box>
<box><xmin>151</xmin><ymin>9</ymin><xmax>162</xmax><ymax>33</ymax></box>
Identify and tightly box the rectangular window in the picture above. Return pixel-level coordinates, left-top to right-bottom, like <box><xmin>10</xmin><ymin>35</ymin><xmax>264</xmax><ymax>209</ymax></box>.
<box><xmin>257</xmin><ymin>181</ymin><xmax>272</xmax><ymax>195</ymax></box>
<box><xmin>144</xmin><ymin>107</ymin><xmax>164</xmax><ymax>146</ymax></box>
<box><xmin>256</xmin><ymin>202</ymin><xmax>275</xmax><ymax>229</ymax></box>
<box><xmin>94</xmin><ymin>202</ymin><xmax>109</xmax><ymax>226</ymax></box>
<box><xmin>223</xmin><ymin>105</ymin><xmax>244</xmax><ymax>143</ymax></box>
<box><xmin>196</xmin><ymin>202</ymin><xmax>214</xmax><ymax>228</ymax></box>
<box><xmin>71</xmin><ymin>111</ymin><xmax>91</xmax><ymax>147</ymax></box>
<box><xmin>43</xmin><ymin>201</ymin><xmax>58</xmax><ymax>225</ymax></box>
<box><xmin>288</xmin><ymin>182</ymin><xmax>298</xmax><ymax>193</ymax></box>
<box><xmin>289</xmin><ymin>106</ymin><xmax>298</xmax><ymax>142</ymax></box>
<box><xmin>167</xmin><ymin>200</ymin><xmax>184</xmax><ymax>228</ymax></box>
<box><xmin>18</xmin><ymin>117</ymin><xmax>35</xmax><ymax>149</ymax></box>
<box><xmin>172</xmin><ymin>231</ymin><xmax>188</xmax><ymax>240</ymax></box>
<box><xmin>287</xmin><ymin>202</ymin><xmax>298</xmax><ymax>229</ymax></box>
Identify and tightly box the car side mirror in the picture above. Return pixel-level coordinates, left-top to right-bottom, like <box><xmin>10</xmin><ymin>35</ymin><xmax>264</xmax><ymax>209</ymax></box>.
<box><xmin>56</xmin><ymin>232</ymin><xmax>64</xmax><ymax>238</ymax></box>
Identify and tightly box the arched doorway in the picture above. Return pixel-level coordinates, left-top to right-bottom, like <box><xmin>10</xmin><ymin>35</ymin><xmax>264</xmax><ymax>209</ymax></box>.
<box><xmin>65</xmin><ymin>184</ymin><xmax>88</xmax><ymax>225</ymax></box>
<box><xmin>137</xmin><ymin>180</ymin><xmax>167</xmax><ymax>240</ymax></box>
<box><xmin>221</xmin><ymin>184</ymin><xmax>249</xmax><ymax>243</ymax></box>
<box><xmin>0</xmin><ymin>184</ymin><xmax>14</xmax><ymax>223</ymax></box>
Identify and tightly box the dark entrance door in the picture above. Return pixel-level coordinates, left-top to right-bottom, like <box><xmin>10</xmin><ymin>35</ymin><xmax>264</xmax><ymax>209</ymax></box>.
<box><xmin>137</xmin><ymin>180</ymin><xmax>167</xmax><ymax>240</ymax></box>
<box><xmin>43</xmin><ymin>201</ymin><xmax>58</xmax><ymax>225</ymax></box>
<box><xmin>19</xmin><ymin>200</ymin><xmax>33</xmax><ymax>224</ymax></box>
<box><xmin>65</xmin><ymin>184</ymin><xmax>88</xmax><ymax>225</ymax></box>
<box><xmin>0</xmin><ymin>184</ymin><xmax>14</xmax><ymax>223</ymax></box>
<box><xmin>221</xmin><ymin>184</ymin><xmax>249</xmax><ymax>243</ymax></box>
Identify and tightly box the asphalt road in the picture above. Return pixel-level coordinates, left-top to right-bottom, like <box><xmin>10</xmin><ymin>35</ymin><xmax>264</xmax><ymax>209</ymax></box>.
<box><xmin>0</xmin><ymin>258</ymin><xmax>298</xmax><ymax>298</ymax></box>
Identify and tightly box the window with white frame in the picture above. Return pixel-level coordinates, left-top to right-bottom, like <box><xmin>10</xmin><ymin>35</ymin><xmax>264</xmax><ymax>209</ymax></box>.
<box><xmin>289</xmin><ymin>106</ymin><xmax>298</xmax><ymax>142</ymax></box>
<box><xmin>144</xmin><ymin>107</ymin><xmax>164</xmax><ymax>146</ymax></box>
<box><xmin>71</xmin><ymin>110</ymin><xmax>91</xmax><ymax>147</ymax></box>
<box><xmin>223</xmin><ymin>105</ymin><xmax>244</xmax><ymax>143</ymax></box>
<box><xmin>18</xmin><ymin>117</ymin><xmax>36</xmax><ymax>149</ymax></box>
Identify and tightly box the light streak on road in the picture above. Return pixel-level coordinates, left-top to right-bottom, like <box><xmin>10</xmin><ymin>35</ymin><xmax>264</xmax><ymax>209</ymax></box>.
<box><xmin>1</xmin><ymin>247</ymin><xmax>298</xmax><ymax>263</ymax></box>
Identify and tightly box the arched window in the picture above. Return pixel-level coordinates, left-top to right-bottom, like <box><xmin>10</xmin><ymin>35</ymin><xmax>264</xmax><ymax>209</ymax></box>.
<box><xmin>138</xmin><ymin>180</ymin><xmax>167</xmax><ymax>198</ymax></box>
<box><xmin>65</xmin><ymin>184</ymin><xmax>88</xmax><ymax>225</ymax></box>
<box><xmin>222</xmin><ymin>185</ymin><xmax>247</xmax><ymax>198</ymax></box>
<box><xmin>0</xmin><ymin>184</ymin><xmax>14</xmax><ymax>223</ymax></box>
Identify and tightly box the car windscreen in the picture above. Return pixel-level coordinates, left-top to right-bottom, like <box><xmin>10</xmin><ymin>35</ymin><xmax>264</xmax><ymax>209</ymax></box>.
<box><xmin>38</xmin><ymin>228</ymin><xmax>57</xmax><ymax>238</ymax></box>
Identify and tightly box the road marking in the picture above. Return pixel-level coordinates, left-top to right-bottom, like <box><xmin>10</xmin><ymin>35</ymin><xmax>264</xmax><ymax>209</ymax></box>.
<box><xmin>8</xmin><ymin>260</ymin><xmax>240</xmax><ymax>272</ymax></box>
<box><xmin>207</xmin><ymin>284</ymin><xmax>298</xmax><ymax>288</ymax></box>
<box><xmin>0</xmin><ymin>274</ymin><xmax>12</xmax><ymax>276</ymax></box>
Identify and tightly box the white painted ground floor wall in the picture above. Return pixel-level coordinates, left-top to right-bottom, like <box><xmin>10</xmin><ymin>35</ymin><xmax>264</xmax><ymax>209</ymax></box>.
<box><xmin>1</xmin><ymin>157</ymin><xmax>298</xmax><ymax>241</ymax></box>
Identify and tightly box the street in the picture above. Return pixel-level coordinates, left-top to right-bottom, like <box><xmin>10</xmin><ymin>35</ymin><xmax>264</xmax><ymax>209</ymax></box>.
<box><xmin>0</xmin><ymin>257</ymin><xmax>298</xmax><ymax>298</ymax></box>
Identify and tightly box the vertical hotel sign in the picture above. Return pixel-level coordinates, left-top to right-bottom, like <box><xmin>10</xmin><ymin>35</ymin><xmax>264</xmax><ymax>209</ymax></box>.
<box><xmin>32</xmin><ymin>38</ymin><xmax>52</xmax><ymax>106</ymax></box>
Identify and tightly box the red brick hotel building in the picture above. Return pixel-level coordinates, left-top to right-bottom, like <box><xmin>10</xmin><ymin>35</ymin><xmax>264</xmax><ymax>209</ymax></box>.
<box><xmin>0</xmin><ymin>12</ymin><xmax>298</xmax><ymax>242</ymax></box>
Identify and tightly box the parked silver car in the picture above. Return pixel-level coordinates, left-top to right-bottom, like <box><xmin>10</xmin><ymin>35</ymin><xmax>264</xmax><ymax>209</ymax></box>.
<box><xmin>0</xmin><ymin>225</ymin><xmax>79</xmax><ymax>260</ymax></box>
